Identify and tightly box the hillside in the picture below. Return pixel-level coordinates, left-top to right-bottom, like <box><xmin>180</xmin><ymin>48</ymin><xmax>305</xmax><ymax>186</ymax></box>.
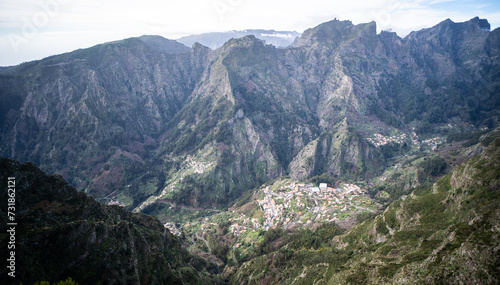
<box><xmin>145</xmin><ymin>129</ymin><xmax>498</xmax><ymax>280</ymax></box>
<box><xmin>1</xmin><ymin>136</ymin><xmax>498</xmax><ymax>284</ymax></box>
<box><xmin>0</xmin><ymin>17</ymin><xmax>499</xmax><ymax>215</ymax></box>
<box><xmin>0</xmin><ymin>16</ymin><xmax>499</xmax><ymax>284</ymax></box>
<box><xmin>0</xmin><ymin>157</ymin><xmax>222</xmax><ymax>284</ymax></box>
<box><xmin>227</xmin><ymin>138</ymin><xmax>500</xmax><ymax>284</ymax></box>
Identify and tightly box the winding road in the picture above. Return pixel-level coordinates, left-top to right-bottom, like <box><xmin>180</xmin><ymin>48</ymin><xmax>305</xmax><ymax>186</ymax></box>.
<box><xmin>195</xmin><ymin>231</ymin><xmax>211</xmax><ymax>254</ymax></box>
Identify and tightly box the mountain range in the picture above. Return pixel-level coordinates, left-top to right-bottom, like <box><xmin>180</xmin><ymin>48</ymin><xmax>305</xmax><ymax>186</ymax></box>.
<box><xmin>0</xmin><ymin>16</ymin><xmax>499</xmax><ymax>284</ymax></box>
<box><xmin>1</xmin><ymin>17</ymin><xmax>498</xmax><ymax>212</ymax></box>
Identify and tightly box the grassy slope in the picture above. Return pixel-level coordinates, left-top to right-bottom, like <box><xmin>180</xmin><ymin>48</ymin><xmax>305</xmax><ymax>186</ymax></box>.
<box><xmin>229</xmin><ymin>138</ymin><xmax>500</xmax><ymax>284</ymax></box>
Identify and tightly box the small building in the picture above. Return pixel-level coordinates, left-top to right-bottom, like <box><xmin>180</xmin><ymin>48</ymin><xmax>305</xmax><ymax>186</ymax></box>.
<box><xmin>319</xmin><ymin>183</ymin><xmax>327</xmax><ymax>190</ymax></box>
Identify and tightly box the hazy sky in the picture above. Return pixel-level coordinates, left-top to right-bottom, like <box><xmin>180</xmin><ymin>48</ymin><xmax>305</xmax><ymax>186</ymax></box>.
<box><xmin>1</xmin><ymin>0</ymin><xmax>499</xmax><ymax>66</ymax></box>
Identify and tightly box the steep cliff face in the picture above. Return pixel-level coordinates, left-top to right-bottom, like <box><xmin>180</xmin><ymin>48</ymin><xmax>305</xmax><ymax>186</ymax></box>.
<box><xmin>0</xmin><ymin>36</ymin><xmax>211</xmax><ymax>204</ymax></box>
<box><xmin>375</xmin><ymin>17</ymin><xmax>500</xmax><ymax>128</ymax></box>
<box><xmin>0</xmin><ymin>157</ymin><xmax>221</xmax><ymax>284</ymax></box>
<box><xmin>0</xmin><ymin>18</ymin><xmax>499</xmax><ymax>210</ymax></box>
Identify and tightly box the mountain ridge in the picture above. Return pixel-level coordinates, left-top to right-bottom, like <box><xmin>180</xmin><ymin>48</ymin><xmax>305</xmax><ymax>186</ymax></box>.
<box><xmin>1</xmin><ymin>16</ymin><xmax>499</xmax><ymax>284</ymax></box>
<box><xmin>0</xmin><ymin>17</ymin><xmax>498</xmax><ymax>211</ymax></box>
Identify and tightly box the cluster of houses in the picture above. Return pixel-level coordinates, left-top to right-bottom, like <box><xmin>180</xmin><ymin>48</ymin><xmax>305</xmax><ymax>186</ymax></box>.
<box><xmin>421</xmin><ymin>136</ymin><xmax>444</xmax><ymax>150</ymax></box>
<box><xmin>257</xmin><ymin>182</ymin><xmax>367</xmax><ymax>230</ymax></box>
<box><xmin>164</xmin><ymin>222</ymin><xmax>181</xmax><ymax>236</ymax></box>
<box><xmin>107</xmin><ymin>199</ymin><xmax>126</xmax><ymax>207</ymax></box>
<box><xmin>166</xmin><ymin>181</ymin><xmax>373</xmax><ymax>241</ymax></box>
<box><xmin>367</xmin><ymin>131</ymin><xmax>445</xmax><ymax>151</ymax></box>
<box><xmin>367</xmin><ymin>133</ymin><xmax>408</xmax><ymax>147</ymax></box>
<box><xmin>185</xmin><ymin>155</ymin><xmax>213</xmax><ymax>174</ymax></box>
<box><xmin>229</xmin><ymin>223</ymin><xmax>248</xmax><ymax>235</ymax></box>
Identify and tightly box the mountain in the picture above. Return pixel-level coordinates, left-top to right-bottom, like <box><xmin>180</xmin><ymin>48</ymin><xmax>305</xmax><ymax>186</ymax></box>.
<box><xmin>0</xmin><ymin>35</ymin><xmax>212</xmax><ymax>208</ymax></box>
<box><xmin>0</xmin><ymin>156</ymin><xmax>222</xmax><ymax>284</ymax></box>
<box><xmin>177</xmin><ymin>30</ymin><xmax>301</xmax><ymax>49</ymax></box>
<box><xmin>1</xmin><ymin>136</ymin><xmax>498</xmax><ymax>284</ymax></box>
<box><xmin>1</xmin><ymin>16</ymin><xmax>500</xmax><ymax>284</ymax></box>
<box><xmin>0</xmin><ymin>17</ymin><xmax>499</xmax><ymax>213</ymax></box>
<box><xmin>227</xmin><ymin>137</ymin><xmax>500</xmax><ymax>284</ymax></box>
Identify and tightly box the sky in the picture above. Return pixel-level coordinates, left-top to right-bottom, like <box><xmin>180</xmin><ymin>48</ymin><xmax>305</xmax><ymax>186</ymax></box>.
<box><xmin>0</xmin><ymin>0</ymin><xmax>499</xmax><ymax>66</ymax></box>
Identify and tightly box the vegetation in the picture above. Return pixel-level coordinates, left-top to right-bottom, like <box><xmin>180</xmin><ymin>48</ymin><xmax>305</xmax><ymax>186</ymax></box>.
<box><xmin>446</xmin><ymin>129</ymin><xmax>490</xmax><ymax>146</ymax></box>
<box><xmin>33</xmin><ymin>277</ymin><xmax>79</xmax><ymax>285</ymax></box>
<box><xmin>419</xmin><ymin>156</ymin><xmax>447</xmax><ymax>176</ymax></box>
<box><xmin>0</xmin><ymin>16</ymin><xmax>499</xmax><ymax>285</ymax></box>
<box><xmin>0</xmin><ymin>157</ymin><xmax>223</xmax><ymax>284</ymax></box>
<box><xmin>308</xmin><ymin>173</ymin><xmax>336</xmax><ymax>187</ymax></box>
<box><xmin>227</xmin><ymin>138</ymin><xmax>500</xmax><ymax>284</ymax></box>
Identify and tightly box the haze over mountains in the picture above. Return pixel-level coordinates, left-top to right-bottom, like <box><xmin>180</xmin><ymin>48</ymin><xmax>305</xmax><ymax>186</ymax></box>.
<box><xmin>176</xmin><ymin>30</ymin><xmax>301</xmax><ymax>49</ymax></box>
<box><xmin>0</xmin><ymin>16</ymin><xmax>499</xmax><ymax>284</ymax></box>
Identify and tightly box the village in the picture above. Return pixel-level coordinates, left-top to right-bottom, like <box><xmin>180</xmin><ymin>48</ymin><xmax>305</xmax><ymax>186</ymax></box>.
<box><xmin>174</xmin><ymin>180</ymin><xmax>379</xmax><ymax>242</ymax></box>
<box><xmin>255</xmin><ymin>182</ymin><xmax>374</xmax><ymax>231</ymax></box>
<box><xmin>107</xmin><ymin>199</ymin><xmax>126</xmax><ymax>207</ymax></box>
<box><xmin>367</xmin><ymin>133</ymin><xmax>408</xmax><ymax>147</ymax></box>
<box><xmin>368</xmin><ymin>131</ymin><xmax>444</xmax><ymax>150</ymax></box>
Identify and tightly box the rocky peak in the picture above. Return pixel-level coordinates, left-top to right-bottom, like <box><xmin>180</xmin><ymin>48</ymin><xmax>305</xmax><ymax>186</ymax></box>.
<box><xmin>468</xmin><ymin>16</ymin><xmax>491</xmax><ymax>31</ymax></box>
<box><xmin>405</xmin><ymin>17</ymin><xmax>491</xmax><ymax>43</ymax></box>
<box><xmin>218</xmin><ymin>35</ymin><xmax>267</xmax><ymax>54</ymax></box>
<box><xmin>192</xmin><ymin>41</ymin><xmax>211</xmax><ymax>51</ymax></box>
<box><xmin>292</xmin><ymin>19</ymin><xmax>355</xmax><ymax>48</ymax></box>
<box><xmin>292</xmin><ymin>19</ymin><xmax>377</xmax><ymax>49</ymax></box>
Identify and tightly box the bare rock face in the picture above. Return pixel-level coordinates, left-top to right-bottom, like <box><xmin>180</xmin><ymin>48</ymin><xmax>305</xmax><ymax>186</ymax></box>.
<box><xmin>1</xmin><ymin>17</ymin><xmax>499</xmax><ymax>210</ymax></box>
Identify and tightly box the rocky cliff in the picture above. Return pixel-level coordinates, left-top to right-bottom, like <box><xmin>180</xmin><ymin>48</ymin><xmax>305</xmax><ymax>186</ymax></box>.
<box><xmin>0</xmin><ymin>17</ymin><xmax>499</xmax><ymax>210</ymax></box>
